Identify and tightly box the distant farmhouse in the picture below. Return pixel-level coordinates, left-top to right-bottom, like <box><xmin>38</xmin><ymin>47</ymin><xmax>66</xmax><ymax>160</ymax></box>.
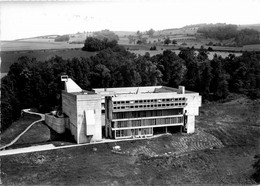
<box><xmin>45</xmin><ymin>76</ymin><xmax>202</xmax><ymax>144</ymax></box>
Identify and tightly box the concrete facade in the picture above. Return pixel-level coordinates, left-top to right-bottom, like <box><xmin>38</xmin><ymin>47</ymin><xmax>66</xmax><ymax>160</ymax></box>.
<box><xmin>61</xmin><ymin>77</ymin><xmax>201</xmax><ymax>143</ymax></box>
<box><xmin>61</xmin><ymin>91</ymin><xmax>102</xmax><ymax>144</ymax></box>
<box><xmin>101</xmin><ymin>86</ymin><xmax>201</xmax><ymax>139</ymax></box>
<box><xmin>44</xmin><ymin>113</ymin><xmax>68</xmax><ymax>133</ymax></box>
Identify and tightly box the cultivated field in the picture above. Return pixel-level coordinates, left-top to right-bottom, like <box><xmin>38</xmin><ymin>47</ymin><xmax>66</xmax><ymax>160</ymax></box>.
<box><xmin>1</xmin><ymin>95</ymin><xmax>259</xmax><ymax>185</ymax></box>
<box><xmin>1</xmin><ymin>38</ymin><xmax>259</xmax><ymax>75</ymax></box>
<box><xmin>1</xmin><ymin>41</ymin><xmax>83</xmax><ymax>52</ymax></box>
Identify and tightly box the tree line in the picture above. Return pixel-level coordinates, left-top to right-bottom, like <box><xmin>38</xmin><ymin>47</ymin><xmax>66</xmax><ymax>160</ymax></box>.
<box><xmin>197</xmin><ymin>24</ymin><xmax>260</xmax><ymax>46</ymax></box>
<box><xmin>1</xmin><ymin>39</ymin><xmax>260</xmax><ymax>132</ymax></box>
<box><xmin>54</xmin><ymin>35</ymin><xmax>70</xmax><ymax>42</ymax></box>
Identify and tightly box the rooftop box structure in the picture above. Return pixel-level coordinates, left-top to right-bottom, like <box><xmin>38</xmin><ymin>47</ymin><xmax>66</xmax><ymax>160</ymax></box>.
<box><xmin>61</xmin><ymin>78</ymin><xmax>201</xmax><ymax>144</ymax></box>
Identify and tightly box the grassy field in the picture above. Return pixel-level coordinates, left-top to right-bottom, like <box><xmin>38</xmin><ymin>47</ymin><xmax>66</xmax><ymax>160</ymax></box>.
<box><xmin>1</xmin><ymin>38</ymin><xmax>259</xmax><ymax>74</ymax></box>
<box><xmin>0</xmin><ymin>113</ymin><xmax>41</xmax><ymax>148</ymax></box>
<box><xmin>1</xmin><ymin>41</ymin><xmax>83</xmax><ymax>51</ymax></box>
<box><xmin>1</xmin><ymin>49</ymin><xmax>96</xmax><ymax>73</ymax></box>
<box><xmin>1</xmin><ymin>95</ymin><xmax>259</xmax><ymax>185</ymax></box>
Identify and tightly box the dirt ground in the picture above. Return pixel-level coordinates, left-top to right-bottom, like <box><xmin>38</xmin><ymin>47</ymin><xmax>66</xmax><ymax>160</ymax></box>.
<box><xmin>1</xmin><ymin>95</ymin><xmax>259</xmax><ymax>185</ymax></box>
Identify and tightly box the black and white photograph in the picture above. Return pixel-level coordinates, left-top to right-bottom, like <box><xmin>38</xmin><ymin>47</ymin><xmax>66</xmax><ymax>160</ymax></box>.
<box><xmin>1</xmin><ymin>0</ymin><xmax>260</xmax><ymax>185</ymax></box>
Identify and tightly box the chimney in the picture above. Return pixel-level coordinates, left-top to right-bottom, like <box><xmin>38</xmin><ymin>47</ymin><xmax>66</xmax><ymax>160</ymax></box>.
<box><xmin>61</xmin><ymin>75</ymin><xmax>68</xmax><ymax>82</ymax></box>
<box><xmin>178</xmin><ymin>86</ymin><xmax>185</xmax><ymax>94</ymax></box>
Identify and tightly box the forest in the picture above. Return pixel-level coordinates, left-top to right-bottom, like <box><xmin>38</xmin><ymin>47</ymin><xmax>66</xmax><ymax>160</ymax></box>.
<box><xmin>197</xmin><ymin>24</ymin><xmax>260</xmax><ymax>46</ymax></box>
<box><xmin>1</xmin><ymin>38</ymin><xmax>260</xmax><ymax>132</ymax></box>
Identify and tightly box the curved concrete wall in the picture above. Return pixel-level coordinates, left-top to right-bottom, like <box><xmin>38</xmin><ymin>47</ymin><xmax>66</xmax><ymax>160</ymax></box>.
<box><xmin>45</xmin><ymin>113</ymin><xmax>69</xmax><ymax>134</ymax></box>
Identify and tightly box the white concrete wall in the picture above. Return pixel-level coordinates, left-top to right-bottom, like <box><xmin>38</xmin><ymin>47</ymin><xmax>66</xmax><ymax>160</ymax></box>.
<box><xmin>186</xmin><ymin>115</ymin><xmax>195</xmax><ymax>133</ymax></box>
<box><xmin>62</xmin><ymin>92</ymin><xmax>78</xmax><ymax>141</ymax></box>
<box><xmin>76</xmin><ymin>94</ymin><xmax>102</xmax><ymax>143</ymax></box>
<box><xmin>44</xmin><ymin>113</ymin><xmax>68</xmax><ymax>134</ymax></box>
<box><xmin>184</xmin><ymin>94</ymin><xmax>201</xmax><ymax>133</ymax></box>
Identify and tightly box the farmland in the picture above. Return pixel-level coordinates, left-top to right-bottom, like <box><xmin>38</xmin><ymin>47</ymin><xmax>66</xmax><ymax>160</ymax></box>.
<box><xmin>1</xmin><ymin>40</ymin><xmax>83</xmax><ymax>52</ymax></box>
<box><xmin>1</xmin><ymin>32</ymin><xmax>259</xmax><ymax>76</ymax></box>
<box><xmin>1</xmin><ymin>95</ymin><xmax>259</xmax><ymax>185</ymax></box>
<box><xmin>1</xmin><ymin>46</ymin><xmax>243</xmax><ymax>75</ymax></box>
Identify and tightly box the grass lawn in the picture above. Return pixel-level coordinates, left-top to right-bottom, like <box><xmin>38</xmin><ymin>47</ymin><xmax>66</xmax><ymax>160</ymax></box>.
<box><xmin>0</xmin><ymin>113</ymin><xmax>41</xmax><ymax>148</ymax></box>
<box><xmin>1</xmin><ymin>95</ymin><xmax>259</xmax><ymax>185</ymax></box>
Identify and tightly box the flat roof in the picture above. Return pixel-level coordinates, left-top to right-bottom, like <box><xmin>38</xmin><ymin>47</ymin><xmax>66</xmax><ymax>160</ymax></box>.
<box><xmin>94</xmin><ymin>86</ymin><xmax>194</xmax><ymax>95</ymax></box>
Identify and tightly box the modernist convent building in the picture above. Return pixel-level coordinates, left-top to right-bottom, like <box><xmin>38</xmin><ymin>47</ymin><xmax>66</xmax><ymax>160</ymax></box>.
<box><xmin>45</xmin><ymin>76</ymin><xmax>202</xmax><ymax>144</ymax></box>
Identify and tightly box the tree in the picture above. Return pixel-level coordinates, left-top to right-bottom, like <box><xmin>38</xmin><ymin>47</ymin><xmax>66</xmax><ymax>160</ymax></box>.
<box><xmin>200</xmin><ymin>60</ymin><xmax>212</xmax><ymax>99</ymax></box>
<box><xmin>147</xmin><ymin>29</ymin><xmax>155</xmax><ymax>37</ymax></box>
<box><xmin>136</xmin><ymin>56</ymin><xmax>162</xmax><ymax>86</ymax></box>
<box><xmin>164</xmin><ymin>38</ymin><xmax>171</xmax><ymax>45</ymax></box>
<box><xmin>128</xmin><ymin>35</ymin><xmax>136</xmax><ymax>44</ymax></box>
<box><xmin>172</xmin><ymin>40</ymin><xmax>177</xmax><ymax>46</ymax></box>
<box><xmin>210</xmin><ymin>55</ymin><xmax>229</xmax><ymax>99</ymax></box>
<box><xmin>82</xmin><ymin>37</ymin><xmax>103</xmax><ymax>51</ymax></box>
<box><xmin>82</xmin><ymin>37</ymin><xmax>118</xmax><ymax>52</ymax></box>
<box><xmin>154</xmin><ymin>50</ymin><xmax>186</xmax><ymax>87</ymax></box>
<box><xmin>197</xmin><ymin>46</ymin><xmax>209</xmax><ymax>62</ymax></box>
<box><xmin>150</xmin><ymin>46</ymin><xmax>157</xmax><ymax>50</ymax></box>
<box><xmin>54</xmin><ymin>35</ymin><xmax>70</xmax><ymax>42</ymax></box>
<box><xmin>93</xmin><ymin>30</ymin><xmax>119</xmax><ymax>41</ymax></box>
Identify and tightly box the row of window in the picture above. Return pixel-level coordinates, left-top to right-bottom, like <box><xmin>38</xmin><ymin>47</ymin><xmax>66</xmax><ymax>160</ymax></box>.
<box><xmin>113</xmin><ymin>98</ymin><xmax>186</xmax><ymax>105</ymax></box>
<box><xmin>115</xmin><ymin>128</ymin><xmax>153</xmax><ymax>137</ymax></box>
<box><xmin>115</xmin><ymin>116</ymin><xmax>183</xmax><ymax>128</ymax></box>
<box><xmin>112</xmin><ymin>108</ymin><xmax>183</xmax><ymax>119</ymax></box>
<box><xmin>113</xmin><ymin>102</ymin><xmax>186</xmax><ymax>110</ymax></box>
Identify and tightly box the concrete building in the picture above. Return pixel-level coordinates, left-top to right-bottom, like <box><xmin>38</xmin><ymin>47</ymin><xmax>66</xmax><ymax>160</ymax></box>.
<box><xmin>46</xmin><ymin>76</ymin><xmax>201</xmax><ymax>144</ymax></box>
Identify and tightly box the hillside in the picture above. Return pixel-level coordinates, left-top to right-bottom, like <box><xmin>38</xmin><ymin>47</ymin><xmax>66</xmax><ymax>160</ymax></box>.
<box><xmin>1</xmin><ymin>95</ymin><xmax>259</xmax><ymax>185</ymax></box>
<box><xmin>238</xmin><ymin>23</ymin><xmax>260</xmax><ymax>32</ymax></box>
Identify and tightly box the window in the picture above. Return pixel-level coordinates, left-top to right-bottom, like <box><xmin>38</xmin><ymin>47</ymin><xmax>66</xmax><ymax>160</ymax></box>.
<box><xmin>116</xmin><ymin>130</ymin><xmax>120</xmax><ymax>137</ymax></box>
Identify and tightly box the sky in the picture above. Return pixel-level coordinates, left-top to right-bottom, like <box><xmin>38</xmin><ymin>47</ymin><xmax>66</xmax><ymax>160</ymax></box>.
<box><xmin>1</xmin><ymin>0</ymin><xmax>260</xmax><ymax>40</ymax></box>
